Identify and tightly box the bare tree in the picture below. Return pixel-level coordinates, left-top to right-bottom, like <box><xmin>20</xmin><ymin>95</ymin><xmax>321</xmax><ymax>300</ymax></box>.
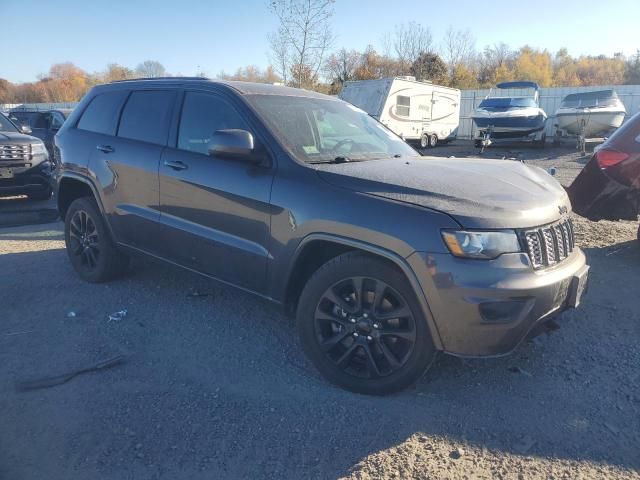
<box><xmin>268</xmin><ymin>28</ymin><xmax>291</xmax><ymax>85</ymax></box>
<box><xmin>442</xmin><ymin>26</ymin><xmax>476</xmax><ymax>74</ymax></box>
<box><xmin>135</xmin><ymin>60</ymin><xmax>167</xmax><ymax>78</ymax></box>
<box><xmin>268</xmin><ymin>0</ymin><xmax>335</xmax><ymax>88</ymax></box>
<box><xmin>324</xmin><ymin>48</ymin><xmax>360</xmax><ymax>84</ymax></box>
<box><xmin>392</xmin><ymin>22</ymin><xmax>433</xmax><ymax>65</ymax></box>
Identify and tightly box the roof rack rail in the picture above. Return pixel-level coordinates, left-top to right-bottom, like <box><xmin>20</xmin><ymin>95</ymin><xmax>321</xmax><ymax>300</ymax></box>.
<box><xmin>110</xmin><ymin>76</ymin><xmax>208</xmax><ymax>83</ymax></box>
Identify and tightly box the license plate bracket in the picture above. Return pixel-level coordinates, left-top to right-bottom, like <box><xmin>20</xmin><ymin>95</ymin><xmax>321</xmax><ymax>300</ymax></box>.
<box><xmin>567</xmin><ymin>266</ymin><xmax>589</xmax><ymax>308</ymax></box>
<box><xmin>0</xmin><ymin>167</ymin><xmax>14</xmax><ymax>179</ymax></box>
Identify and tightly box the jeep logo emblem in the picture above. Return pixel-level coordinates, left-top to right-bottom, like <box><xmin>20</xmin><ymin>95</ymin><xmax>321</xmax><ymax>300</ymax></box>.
<box><xmin>558</xmin><ymin>205</ymin><xmax>568</xmax><ymax>215</ymax></box>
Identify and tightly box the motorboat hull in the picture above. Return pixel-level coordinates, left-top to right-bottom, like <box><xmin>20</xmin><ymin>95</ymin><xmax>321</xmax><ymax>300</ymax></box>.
<box><xmin>555</xmin><ymin>107</ymin><xmax>626</xmax><ymax>137</ymax></box>
<box><xmin>472</xmin><ymin>108</ymin><xmax>547</xmax><ymax>139</ymax></box>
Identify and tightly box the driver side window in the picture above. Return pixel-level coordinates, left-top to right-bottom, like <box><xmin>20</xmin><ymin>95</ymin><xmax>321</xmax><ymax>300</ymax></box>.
<box><xmin>178</xmin><ymin>92</ymin><xmax>250</xmax><ymax>155</ymax></box>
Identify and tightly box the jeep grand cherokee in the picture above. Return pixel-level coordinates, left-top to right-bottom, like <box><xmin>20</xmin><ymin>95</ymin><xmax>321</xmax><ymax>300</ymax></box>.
<box><xmin>55</xmin><ymin>78</ymin><xmax>589</xmax><ymax>394</ymax></box>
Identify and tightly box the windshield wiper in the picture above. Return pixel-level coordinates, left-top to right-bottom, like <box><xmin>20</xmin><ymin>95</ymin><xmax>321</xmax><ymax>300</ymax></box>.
<box><xmin>307</xmin><ymin>156</ymin><xmax>357</xmax><ymax>165</ymax></box>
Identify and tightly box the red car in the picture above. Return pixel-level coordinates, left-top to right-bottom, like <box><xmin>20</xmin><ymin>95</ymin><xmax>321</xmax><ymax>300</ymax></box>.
<box><xmin>568</xmin><ymin>111</ymin><xmax>640</xmax><ymax>240</ymax></box>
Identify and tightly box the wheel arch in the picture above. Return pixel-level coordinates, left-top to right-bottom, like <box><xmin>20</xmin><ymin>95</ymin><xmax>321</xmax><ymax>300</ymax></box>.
<box><xmin>57</xmin><ymin>173</ymin><xmax>105</xmax><ymax>219</ymax></box>
<box><xmin>283</xmin><ymin>233</ymin><xmax>444</xmax><ymax>350</ymax></box>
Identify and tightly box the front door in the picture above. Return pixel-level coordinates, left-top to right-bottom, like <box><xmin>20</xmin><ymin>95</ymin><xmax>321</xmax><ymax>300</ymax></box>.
<box><xmin>158</xmin><ymin>90</ymin><xmax>274</xmax><ymax>294</ymax></box>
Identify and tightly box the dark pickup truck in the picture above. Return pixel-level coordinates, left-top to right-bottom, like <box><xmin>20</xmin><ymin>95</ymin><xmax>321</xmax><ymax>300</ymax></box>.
<box><xmin>9</xmin><ymin>109</ymin><xmax>70</xmax><ymax>159</ymax></box>
<box><xmin>0</xmin><ymin>112</ymin><xmax>53</xmax><ymax>200</ymax></box>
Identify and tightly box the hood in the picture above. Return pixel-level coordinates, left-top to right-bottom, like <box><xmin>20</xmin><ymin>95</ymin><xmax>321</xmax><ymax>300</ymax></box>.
<box><xmin>0</xmin><ymin>131</ymin><xmax>40</xmax><ymax>145</ymax></box>
<box><xmin>315</xmin><ymin>157</ymin><xmax>570</xmax><ymax>229</ymax></box>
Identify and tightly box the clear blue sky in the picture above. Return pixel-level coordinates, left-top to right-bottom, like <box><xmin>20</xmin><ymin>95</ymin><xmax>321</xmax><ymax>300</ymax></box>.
<box><xmin>1</xmin><ymin>0</ymin><xmax>638</xmax><ymax>83</ymax></box>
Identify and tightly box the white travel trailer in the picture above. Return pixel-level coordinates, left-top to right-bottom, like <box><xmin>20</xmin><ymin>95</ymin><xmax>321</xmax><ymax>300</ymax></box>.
<box><xmin>339</xmin><ymin>76</ymin><xmax>461</xmax><ymax>148</ymax></box>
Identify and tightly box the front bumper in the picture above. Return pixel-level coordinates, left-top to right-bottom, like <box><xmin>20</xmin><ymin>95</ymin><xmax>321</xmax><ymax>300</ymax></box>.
<box><xmin>0</xmin><ymin>160</ymin><xmax>54</xmax><ymax>198</ymax></box>
<box><xmin>408</xmin><ymin>248</ymin><xmax>588</xmax><ymax>357</ymax></box>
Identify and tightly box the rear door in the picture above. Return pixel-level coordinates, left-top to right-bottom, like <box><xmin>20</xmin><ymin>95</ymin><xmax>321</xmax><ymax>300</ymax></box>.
<box><xmin>86</xmin><ymin>89</ymin><xmax>176</xmax><ymax>253</ymax></box>
<box><xmin>158</xmin><ymin>90</ymin><xmax>274</xmax><ymax>294</ymax></box>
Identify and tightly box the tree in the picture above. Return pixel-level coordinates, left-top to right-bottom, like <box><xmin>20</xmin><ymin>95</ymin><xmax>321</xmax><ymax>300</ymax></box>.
<box><xmin>0</xmin><ymin>79</ymin><xmax>12</xmax><ymax>103</ymax></box>
<box><xmin>449</xmin><ymin>64</ymin><xmax>479</xmax><ymax>89</ymax></box>
<box><xmin>323</xmin><ymin>48</ymin><xmax>360</xmax><ymax>89</ymax></box>
<box><xmin>553</xmin><ymin>48</ymin><xmax>581</xmax><ymax>87</ymax></box>
<box><xmin>391</xmin><ymin>22</ymin><xmax>433</xmax><ymax>66</ymax></box>
<box><xmin>352</xmin><ymin>46</ymin><xmax>407</xmax><ymax>81</ymax></box>
<box><xmin>410</xmin><ymin>52</ymin><xmax>447</xmax><ymax>84</ymax></box>
<box><xmin>217</xmin><ymin>65</ymin><xmax>282</xmax><ymax>83</ymax></box>
<box><xmin>135</xmin><ymin>60</ymin><xmax>167</xmax><ymax>78</ymax></box>
<box><xmin>268</xmin><ymin>0</ymin><xmax>335</xmax><ymax>88</ymax></box>
<box><xmin>103</xmin><ymin>63</ymin><xmax>134</xmax><ymax>83</ymax></box>
<box><xmin>442</xmin><ymin>26</ymin><xmax>476</xmax><ymax>75</ymax></box>
<box><xmin>513</xmin><ymin>46</ymin><xmax>553</xmax><ymax>87</ymax></box>
<box><xmin>43</xmin><ymin>63</ymin><xmax>88</xmax><ymax>102</ymax></box>
<box><xmin>625</xmin><ymin>50</ymin><xmax>640</xmax><ymax>85</ymax></box>
<box><xmin>478</xmin><ymin>43</ymin><xmax>514</xmax><ymax>86</ymax></box>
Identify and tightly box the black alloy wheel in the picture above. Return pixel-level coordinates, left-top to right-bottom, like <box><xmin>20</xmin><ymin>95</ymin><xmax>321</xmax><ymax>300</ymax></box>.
<box><xmin>314</xmin><ymin>276</ymin><xmax>417</xmax><ymax>379</ymax></box>
<box><xmin>68</xmin><ymin>209</ymin><xmax>100</xmax><ymax>270</ymax></box>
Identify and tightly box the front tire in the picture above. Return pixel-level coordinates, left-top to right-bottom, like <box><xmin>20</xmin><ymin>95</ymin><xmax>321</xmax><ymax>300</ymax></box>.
<box><xmin>64</xmin><ymin>197</ymin><xmax>129</xmax><ymax>283</ymax></box>
<box><xmin>419</xmin><ymin>134</ymin><xmax>429</xmax><ymax>149</ymax></box>
<box><xmin>297</xmin><ymin>252</ymin><xmax>436</xmax><ymax>395</ymax></box>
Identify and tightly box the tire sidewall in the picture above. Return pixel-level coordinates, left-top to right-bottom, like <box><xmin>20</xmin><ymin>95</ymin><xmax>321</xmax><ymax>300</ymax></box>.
<box><xmin>64</xmin><ymin>197</ymin><xmax>114</xmax><ymax>283</ymax></box>
<box><xmin>297</xmin><ymin>254</ymin><xmax>436</xmax><ymax>395</ymax></box>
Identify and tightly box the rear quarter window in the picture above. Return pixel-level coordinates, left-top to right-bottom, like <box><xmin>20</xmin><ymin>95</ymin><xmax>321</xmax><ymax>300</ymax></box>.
<box><xmin>117</xmin><ymin>90</ymin><xmax>176</xmax><ymax>145</ymax></box>
<box><xmin>77</xmin><ymin>90</ymin><xmax>128</xmax><ymax>135</ymax></box>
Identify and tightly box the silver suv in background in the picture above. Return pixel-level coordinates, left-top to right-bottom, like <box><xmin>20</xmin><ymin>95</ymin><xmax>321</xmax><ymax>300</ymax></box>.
<box><xmin>55</xmin><ymin>78</ymin><xmax>589</xmax><ymax>394</ymax></box>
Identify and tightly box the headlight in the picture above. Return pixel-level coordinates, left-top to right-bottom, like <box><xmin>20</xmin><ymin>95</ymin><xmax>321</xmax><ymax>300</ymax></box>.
<box><xmin>31</xmin><ymin>143</ymin><xmax>47</xmax><ymax>156</ymax></box>
<box><xmin>441</xmin><ymin>230</ymin><xmax>521</xmax><ymax>259</ymax></box>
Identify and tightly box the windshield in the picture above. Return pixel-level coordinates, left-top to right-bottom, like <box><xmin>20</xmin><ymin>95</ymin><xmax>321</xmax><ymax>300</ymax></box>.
<box><xmin>479</xmin><ymin>97</ymin><xmax>537</xmax><ymax>109</ymax></box>
<box><xmin>0</xmin><ymin>113</ymin><xmax>19</xmax><ymax>132</ymax></box>
<box><xmin>10</xmin><ymin>111</ymin><xmax>46</xmax><ymax>128</ymax></box>
<box><xmin>247</xmin><ymin>95</ymin><xmax>419</xmax><ymax>163</ymax></box>
<box><xmin>560</xmin><ymin>90</ymin><xmax>619</xmax><ymax>109</ymax></box>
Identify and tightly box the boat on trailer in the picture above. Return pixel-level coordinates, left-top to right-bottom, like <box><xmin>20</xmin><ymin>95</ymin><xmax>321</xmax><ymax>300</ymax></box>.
<box><xmin>472</xmin><ymin>81</ymin><xmax>547</xmax><ymax>150</ymax></box>
<box><xmin>554</xmin><ymin>89</ymin><xmax>626</xmax><ymax>138</ymax></box>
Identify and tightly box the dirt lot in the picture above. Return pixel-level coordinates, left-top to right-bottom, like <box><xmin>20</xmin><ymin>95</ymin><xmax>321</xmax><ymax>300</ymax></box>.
<box><xmin>1</xmin><ymin>142</ymin><xmax>639</xmax><ymax>479</ymax></box>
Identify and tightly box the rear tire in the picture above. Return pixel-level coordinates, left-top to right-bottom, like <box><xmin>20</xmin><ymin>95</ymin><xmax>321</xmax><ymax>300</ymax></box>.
<box><xmin>64</xmin><ymin>197</ymin><xmax>129</xmax><ymax>283</ymax></box>
<box><xmin>428</xmin><ymin>134</ymin><xmax>438</xmax><ymax>148</ymax></box>
<box><xmin>296</xmin><ymin>251</ymin><xmax>437</xmax><ymax>395</ymax></box>
<box><xmin>419</xmin><ymin>134</ymin><xmax>429</xmax><ymax>149</ymax></box>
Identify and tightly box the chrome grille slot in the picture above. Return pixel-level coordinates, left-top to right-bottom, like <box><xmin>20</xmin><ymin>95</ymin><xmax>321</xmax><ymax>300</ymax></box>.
<box><xmin>0</xmin><ymin>143</ymin><xmax>31</xmax><ymax>165</ymax></box>
<box><xmin>523</xmin><ymin>218</ymin><xmax>575</xmax><ymax>269</ymax></box>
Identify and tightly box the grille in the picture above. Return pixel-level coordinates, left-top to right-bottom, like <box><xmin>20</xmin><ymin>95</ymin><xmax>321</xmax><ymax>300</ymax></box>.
<box><xmin>0</xmin><ymin>143</ymin><xmax>31</xmax><ymax>164</ymax></box>
<box><xmin>523</xmin><ymin>218</ymin><xmax>575</xmax><ymax>269</ymax></box>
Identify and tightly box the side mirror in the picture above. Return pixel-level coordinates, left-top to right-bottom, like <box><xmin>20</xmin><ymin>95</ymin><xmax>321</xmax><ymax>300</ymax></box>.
<box><xmin>208</xmin><ymin>129</ymin><xmax>262</xmax><ymax>164</ymax></box>
<box><xmin>20</xmin><ymin>125</ymin><xmax>32</xmax><ymax>134</ymax></box>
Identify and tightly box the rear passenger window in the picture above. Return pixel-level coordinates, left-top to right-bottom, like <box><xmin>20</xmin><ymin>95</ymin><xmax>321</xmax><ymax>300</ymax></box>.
<box><xmin>77</xmin><ymin>91</ymin><xmax>128</xmax><ymax>135</ymax></box>
<box><xmin>118</xmin><ymin>90</ymin><xmax>176</xmax><ymax>145</ymax></box>
<box><xmin>178</xmin><ymin>92</ymin><xmax>250</xmax><ymax>155</ymax></box>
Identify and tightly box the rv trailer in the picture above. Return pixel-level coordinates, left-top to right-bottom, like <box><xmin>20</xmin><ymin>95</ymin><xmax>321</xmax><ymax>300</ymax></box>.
<box><xmin>339</xmin><ymin>76</ymin><xmax>461</xmax><ymax>148</ymax></box>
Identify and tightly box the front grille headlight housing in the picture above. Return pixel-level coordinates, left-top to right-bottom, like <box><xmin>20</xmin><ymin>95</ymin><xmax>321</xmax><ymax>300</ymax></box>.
<box><xmin>31</xmin><ymin>142</ymin><xmax>47</xmax><ymax>157</ymax></box>
<box><xmin>441</xmin><ymin>230</ymin><xmax>521</xmax><ymax>259</ymax></box>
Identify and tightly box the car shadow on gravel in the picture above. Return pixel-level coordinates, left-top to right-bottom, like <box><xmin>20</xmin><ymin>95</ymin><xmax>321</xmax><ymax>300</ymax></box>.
<box><xmin>1</xmin><ymin>241</ymin><xmax>638</xmax><ymax>479</ymax></box>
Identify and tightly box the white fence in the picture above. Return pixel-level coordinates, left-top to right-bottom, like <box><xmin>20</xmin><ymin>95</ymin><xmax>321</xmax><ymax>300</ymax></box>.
<box><xmin>1</xmin><ymin>102</ymin><xmax>78</xmax><ymax>112</ymax></box>
<box><xmin>459</xmin><ymin>84</ymin><xmax>640</xmax><ymax>139</ymax></box>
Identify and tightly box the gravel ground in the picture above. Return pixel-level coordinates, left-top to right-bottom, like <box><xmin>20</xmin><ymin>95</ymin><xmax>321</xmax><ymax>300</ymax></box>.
<box><xmin>1</xmin><ymin>142</ymin><xmax>639</xmax><ymax>479</ymax></box>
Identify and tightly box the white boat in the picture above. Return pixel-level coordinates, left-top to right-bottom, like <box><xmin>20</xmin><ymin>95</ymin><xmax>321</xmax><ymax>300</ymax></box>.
<box><xmin>554</xmin><ymin>90</ymin><xmax>626</xmax><ymax>138</ymax></box>
<box><xmin>471</xmin><ymin>81</ymin><xmax>547</xmax><ymax>145</ymax></box>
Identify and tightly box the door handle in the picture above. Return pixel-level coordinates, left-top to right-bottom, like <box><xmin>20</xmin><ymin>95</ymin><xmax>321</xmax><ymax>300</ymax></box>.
<box><xmin>164</xmin><ymin>160</ymin><xmax>188</xmax><ymax>171</ymax></box>
<box><xmin>96</xmin><ymin>145</ymin><xmax>114</xmax><ymax>153</ymax></box>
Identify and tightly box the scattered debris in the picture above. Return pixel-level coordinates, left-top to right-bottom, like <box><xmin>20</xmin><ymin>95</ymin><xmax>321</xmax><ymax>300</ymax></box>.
<box><xmin>16</xmin><ymin>354</ymin><xmax>127</xmax><ymax>391</ymax></box>
<box><xmin>67</xmin><ymin>311</ymin><xmax>77</xmax><ymax>318</ymax></box>
<box><xmin>3</xmin><ymin>330</ymin><xmax>35</xmax><ymax>337</ymax></box>
<box><xmin>514</xmin><ymin>435</ymin><xmax>536</xmax><ymax>454</ymax></box>
<box><xmin>187</xmin><ymin>289</ymin><xmax>210</xmax><ymax>298</ymax></box>
<box><xmin>450</xmin><ymin>447</ymin><xmax>465</xmax><ymax>459</ymax></box>
<box><xmin>508</xmin><ymin>366</ymin><xmax>533</xmax><ymax>377</ymax></box>
<box><xmin>108</xmin><ymin>309</ymin><xmax>128</xmax><ymax>322</ymax></box>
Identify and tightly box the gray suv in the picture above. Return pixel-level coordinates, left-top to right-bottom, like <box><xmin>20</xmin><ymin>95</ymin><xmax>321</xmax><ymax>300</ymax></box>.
<box><xmin>55</xmin><ymin>78</ymin><xmax>589</xmax><ymax>394</ymax></box>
